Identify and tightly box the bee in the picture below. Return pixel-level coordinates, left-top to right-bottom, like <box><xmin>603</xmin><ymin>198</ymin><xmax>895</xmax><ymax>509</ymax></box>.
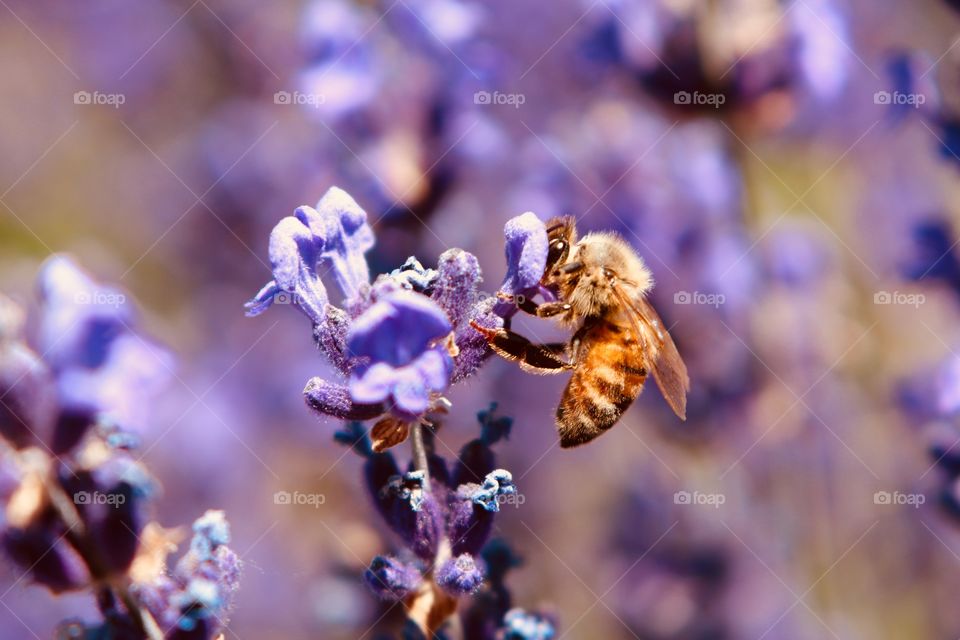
<box><xmin>471</xmin><ymin>216</ymin><xmax>689</xmax><ymax>448</ymax></box>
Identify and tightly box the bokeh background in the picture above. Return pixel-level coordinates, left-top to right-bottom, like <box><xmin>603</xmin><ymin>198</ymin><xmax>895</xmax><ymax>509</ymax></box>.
<box><xmin>3</xmin><ymin>0</ymin><xmax>960</xmax><ymax>637</ymax></box>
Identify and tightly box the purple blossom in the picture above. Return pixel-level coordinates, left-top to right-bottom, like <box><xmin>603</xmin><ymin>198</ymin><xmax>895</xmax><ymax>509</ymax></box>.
<box><xmin>36</xmin><ymin>256</ymin><xmax>172</xmax><ymax>443</ymax></box>
<box><xmin>250</xmin><ymin>187</ymin><xmax>504</xmax><ymax>427</ymax></box>
<box><xmin>295</xmin><ymin>187</ymin><xmax>375</xmax><ymax>301</ymax></box>
<box><xmin>304</xmin><ymin>378</ymin><xmax>386</xmax><ymax>420</ymax></box>
<box><xmin>342</xmin><ymin>406</ymin><xmax>525</xmax><ymax>621</ymax></box>
<box><xmin>436</xmin><ymin>553</ymin><xmax>485</xmax><ymax>596</ymax></box>
<box><xmin>245</xmin><ymin>216</ymin><xmax>329</xmax><ymax>323</ymax></box>
<box><xmin>496</xmin><ymin>213</ymin><xmax>548</xmax><ymax>318</ymax></box>
<box><xmin>448</xmin><ymin>469</ymin><xmax>514</xmax><ymax>556</ymax></box>
<box><xmin>374</xmin><ymin>468</ymin><xmax>445</xmax><ymax>560</ymax></box>
<box><xmin>594</xmin><ymin>0</ymin><xmax>849</xmax><ymax>120</ymax></box>
<box><xmin>0</xmin><ymin>262</ymin><xmax>240</xmax><ymax>640</ymax></box>
<box><xmin>246</xmin><ymin>189</ymin><xmax>554</xmax><ymax>634</ymax></box>
<box><xmin>348</xmin><ymin>291</ymin><xmax>453</xmax><ymax>419</ymax></box>
<box><xmin>432</xmin><ymin>249</ymin><xmax>500</xmax><ymax>384</ymax></box>
<box><xmin>138</xmin><ymin>510</ymin><xmax>241</xmax><ymax>636</ymax></box>
<box><xmin>363</xmin><ymin>555</ymin><xmax>423</xmax><ymax>600</ymax></box>
<box><xmin>245</xmin><ymin>186</ymin><xmax>375</xmax><ymax>322</ymax></box>
<box><xmin>299</xmin><ymin>0</ymin><xmax>381</xmax><ymax>121</ymax></box>
<box><xmin>353</xmin><ymin>408</ymin><xmax>522</xmax><ymax>559</ymax></box>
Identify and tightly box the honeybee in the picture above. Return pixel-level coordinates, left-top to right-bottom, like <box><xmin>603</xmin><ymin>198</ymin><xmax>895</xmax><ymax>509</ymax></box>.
<box><xmin>471</xmin><ymin>216</ymin><xmax>689</xmax><ymax>448</ymax></box>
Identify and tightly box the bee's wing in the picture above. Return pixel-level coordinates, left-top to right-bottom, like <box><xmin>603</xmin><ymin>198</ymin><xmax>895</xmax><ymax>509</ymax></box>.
<box><xmin>613</xmin><ymin>285</ymin><xmax>690</xmax><ymax>420</ymax></box>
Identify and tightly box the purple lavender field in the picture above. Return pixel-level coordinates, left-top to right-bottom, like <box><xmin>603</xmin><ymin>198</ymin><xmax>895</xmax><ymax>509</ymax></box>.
<box><xmin>2</xmin><ymin>0</ymin><xmax>960</xmax><ymax>638</ymax></box>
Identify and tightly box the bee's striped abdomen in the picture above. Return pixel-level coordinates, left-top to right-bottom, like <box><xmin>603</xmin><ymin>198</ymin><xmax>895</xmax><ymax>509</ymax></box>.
<box><xmin>555</xmin><ymin>322</ymin><xmax>647</xmax><ymax>448</ymax></box>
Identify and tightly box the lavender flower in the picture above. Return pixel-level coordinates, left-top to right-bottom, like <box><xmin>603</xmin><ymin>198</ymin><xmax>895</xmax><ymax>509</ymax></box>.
<box><xmin>248</xmin><ymin>188</ymin><xmax>561</xmax><ymax>635</ymax></box>
<box><xmin>436</xmin><ymin>553</ymin><xmax>485</xmax><ymax>596</ymax></box>
<box><xmin>591</xmin><ymin>0</ymin><xmax>849</xmax><ymax>123</ymax></box>
<box><xmin>348</xmin><ymin>291</ymin><xmax>453</xmax><ymax>419</ymax></box>
<box><xmin>36</xmin><ymin>256</ymin><xmax>172</xmax><ymax>450</ymax></box>
<box><xmin>0</xmin><ymin>261</ymin><xmax>240</xmax><ymax>640</ymax></box>
<box><xmin>495</xmin><ymin>213</ymin><xmax>549</xmax><ymax>319</ymax></box>
<box><xmin>364</xmin><ymin>555</ymin><xmax>423</xmax><ymax>600</ymax></box>
<box><xmin>137</xmin><ymin>510</ymin><xmax>242</xmax><ymax>636</ymax></box>
<box><xmin>376</xmin><ymin>469</ymin><xmax>445</xmax><ymax>560</ymax></box>
<box><xmin>299</xmin><ymin>0</ymin><xmax>381</xmax><ymax>122</ymax></box>
<box><xmin>245</xmin><ymin>186</ymin><xmax>374</xmax><ymax>323</ymax></box>
<box><xmin>334</xmin><ymin>406</ymin><xmax>526</xmax><ymax>632</ymax></box>
<box><xmin>249</xmin><ymin>186</ymin><xmax>502</xmax><ymax>427</ymax></box>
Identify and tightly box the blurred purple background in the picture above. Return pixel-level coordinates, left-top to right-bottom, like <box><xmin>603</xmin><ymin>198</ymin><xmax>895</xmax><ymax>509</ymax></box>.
<box><xmin>3</xmin><ymin>0</ymin><xmax>960</xmax><ymax>637</ymax></box>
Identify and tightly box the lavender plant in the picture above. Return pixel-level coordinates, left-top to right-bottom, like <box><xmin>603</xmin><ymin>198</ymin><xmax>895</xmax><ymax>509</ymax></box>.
<box><xmin>247</xmin><ymin>187</ymin><xmax>556</xmax><ymax>638</ymax></box>
<box><xmin>0</xmin><ymin>258</ymin><xmax>240</xmax><ymax>640</ymax></box>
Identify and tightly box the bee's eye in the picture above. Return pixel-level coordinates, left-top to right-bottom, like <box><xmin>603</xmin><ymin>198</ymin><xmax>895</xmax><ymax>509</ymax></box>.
<box><xmin>548</xmin><ymin>240</ymin><xmax>566</xmax><ymax>264</ymax></box>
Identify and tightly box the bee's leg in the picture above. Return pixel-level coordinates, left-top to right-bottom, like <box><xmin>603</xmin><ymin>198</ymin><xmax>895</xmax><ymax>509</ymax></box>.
<box><xmin>469</xmin><ymin>320</ymin><xmax>571</xmax><ymax>373</ymax></box>
<box><xmin>496</xmin><ymin>291</ymin><xmax>540</xmax><ymax>316</ymax></box>
<box><xmin>534</xmin><ymin>302</ymin><xmax>571</xmax><ymax>318</ymax></box>
<box><xmin>494</xmin><ymin>293</ymin><xmax>570</xmax><ymax>319</ymax></box>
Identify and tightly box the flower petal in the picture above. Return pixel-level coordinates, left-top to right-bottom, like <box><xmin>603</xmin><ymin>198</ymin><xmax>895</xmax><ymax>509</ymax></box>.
<box><xmin>390</xmin><ymin>366</ymin><xmax>431</xmax><ymax>415</ymax></box>
<box><xmin>417</xmin><ymin>349</ymin><xmax>452</xmax><ymax>393</ymax></box>
<box><xmin>501</xmin><ymin>212</ymin><xmax>548</xmax><ymax>295</ymax></box>
<box><xmin>350</xmin><ymin>362</ymin><xmax>397</xmax><ymax>405</ymax></box>
<box><xmin>347</xmin><ymin>291</ymin><xmax>451</xmax><ymax>367</ymax></box>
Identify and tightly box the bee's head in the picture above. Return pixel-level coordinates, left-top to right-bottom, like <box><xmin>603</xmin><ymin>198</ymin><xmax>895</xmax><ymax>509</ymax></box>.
<box><xmin>543</xmin><ymin>216</ymin><xmax>577</xmax><ymax>278</ymax></box>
